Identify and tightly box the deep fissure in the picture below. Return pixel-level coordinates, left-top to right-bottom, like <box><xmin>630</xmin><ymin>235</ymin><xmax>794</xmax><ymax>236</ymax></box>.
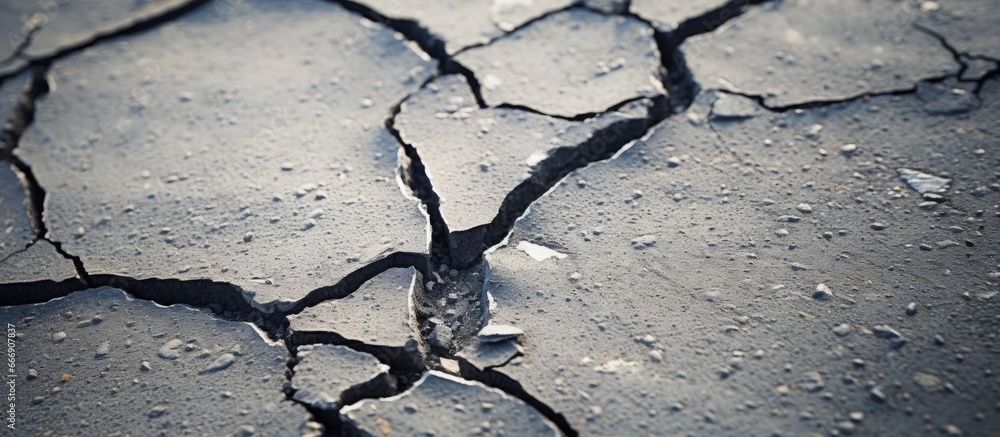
<box><xmin>2</xmin><ymin>0</ymin><xmax>990</xmax><ymax>435</ymax></box>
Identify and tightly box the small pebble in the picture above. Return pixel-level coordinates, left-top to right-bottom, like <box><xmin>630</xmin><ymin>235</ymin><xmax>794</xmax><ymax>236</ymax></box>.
<box><xmin>95</xmin><ymin>341</ymin><xmax>110</xmax><ymax>358</ymax></box>
<box><xmin>813</xmin><ymin>284</ymin><xmax>833</xmax><ymax>300</ymax></box>
<box><xmin>201</xmin><ymin>353</ymin><xmax>237</xmax><ymax>374</ymax></box>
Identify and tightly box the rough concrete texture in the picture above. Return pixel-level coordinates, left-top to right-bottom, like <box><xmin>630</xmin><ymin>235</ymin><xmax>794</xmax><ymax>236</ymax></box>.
<box><xmin>288</xmin><ymin>268</ymin><xmax>416</xmax><ymax>347</ymax></box>
<box><xmin>455</xmin><ymin>8</ymin><xmax>661</xmax><ymax>117</ymax></box>
<box><xmin>291</xmin><ymin>344</ymin><xmax>395</xmax><ymax>410</ymax></box>
<box><xmin>0</xmin><ymin>0</ymin><xmax>197</xmax><ymax>62</ymax></box>
<box><xmin>356</xmin><ymin>0</ymin><xmax>572</xmax><ymax>54</ymax></box>
<box><xmin>0</xmin><ymin>70</ymin><xmax>34</xmax><ymax>141</ymax></box>
<box><xmin>481</xmin><ymin>86</ymin><xmax>1000</xmax><ymax>434</ymax></box>
<box><xmin>630</xmin><ymin>0</ymin><xmax>729</xmax><ymax>32</ymax></box>
<box><xmin>918</xmin><ymin>0</ymin><xmax>1000</xmax><ymax>60</ymax></box>
<box><xmin>0</xmin><ymin>240</ymin><xmax>78</xmax><ymax>286</ymax></box>
<box><xmin>684</xmin><ymin>0</ymin><xmax>959</xmax><ymax>107</ymax></box>
<box><xmin>0</xmin><ymin>286</ymin><xmax>305</xmax><ymax>435</ymax></box>
<box><xmin>342</xmin><ymin>371</ymin><xmax>559</xmax><ymax>435</ymax></box>
<box><xmin>395</xmin><ymin>74</ymin><xmax>650</xmax><ymax>232</ymax></box>
<box><xmin>16</xmin><ymin>0</ymin><xmax>431</xmax><ymax>311</ymax></box>
<box><xmin>0</xmin><ymin>163</ymin><xmax>33</xmax><ymax>259</ymax></box>
<box><xmin>0</xmin><ymin>0</ymin><xmax>997</xmax><ymax>434</ymax></box>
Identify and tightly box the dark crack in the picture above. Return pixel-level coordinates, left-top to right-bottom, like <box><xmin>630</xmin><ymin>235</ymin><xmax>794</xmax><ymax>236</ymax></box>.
<box><xmin>712</xmin><ymin>75</ymin><xmax>966</xmax><ymax>113</ymax></box>
<box><xmin>913</xmin><ymin>22</ymin><xmax>970</xmax><ymax>81</ymax></box>
<box><xmin>647</xmin><ymin>0</ymin><xmax>774</xmax><ymax>111</ymax></box>
<box><xmin>450</xmin><ymin>3</ymin><xmax>582</xmax><ymax>57</ymax></box>
<box><xmin>386</xmin><ymin>94</ymin><xmax>452</xmax><ymax>267</ymax></box>
<box><xmin>331</xmin><ymin>0</ymin><xmax>487</xmax><ymax>108</ymax></box>
<box><xmin>458</xmin><ymin>359</ymin><xmax>579</xmax><ymax>437</ymax></box>
<box><xmin>0</xmin><ymin>0</ymin><xmax>213</xmax><ymax>82</ymax></box>
<box><xmin>0</xmin><ymin>29</ymin><xmax>36</xmax><ymax>82</ymax></box>
<box><xmin>0</xmin><ymin>65</ymin><xmax>92</xmax><ymax>285</ymax></box>
<box><xmin>282</xmin><ymin>338</ymin><xmax>411</xmax><ymax>436</ymax></box>
<box><xmin>281</xmin><ymin>251</ymin><xmax>431</xmax><ymax>316</ymax></box>
<box><xmin>448</xmin><ymin>95</ymin><xmax>671</xmax><ymax>269</ymax></box>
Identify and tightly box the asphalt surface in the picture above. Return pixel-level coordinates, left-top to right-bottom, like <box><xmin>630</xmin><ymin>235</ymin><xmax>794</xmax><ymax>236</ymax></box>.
<box><xmin>0</xmin><ymin>0</ymin><xmax>997</xmax><ymax>436</ymax></box>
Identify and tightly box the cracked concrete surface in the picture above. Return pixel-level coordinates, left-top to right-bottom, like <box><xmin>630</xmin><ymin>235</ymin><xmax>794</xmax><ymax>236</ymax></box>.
<box><xmin>0</xmin><ymin>286</ymin><xmax>306</xmax><ymax>435</ymax></box>
<box><xmin>684</xmin><ymin>0</ymin><xmax>959</xmax><ymax>107</ymax></box>
<box><xmin>0</xmin><ymin>163</ymin><xmax>33</xmax><ymax>259</ymax></box>
<box><xmin>454</xmin><ymin>8</ymin><xmax>662</xmax><ymax>117</ymax></box>
<box><xmin>0</xmin><ymin>0</ymin><xmax>205</xmax><ymax>76</ymax></box>
<box><xmin>16</xmin><ymin>0</ymin><xmax>431</xmax><ymax>312</ymax></box>
<box><xmin>342</xmin><ymin>371</ymin><xmax>560</xmax><ymax>435</ymax></box>
<box><xmin>395</xmin><ymin>74</ymin><xmax>653</xmax><ymax>233</ymax></box>
<box><xmin>0</xmin><ymin>0</ymin><xmax>998</xmax><ymax>435</ymax></box>
<box><xmin>351</xmin><ymin>0</ymin><xmax>573</xmax><ymax>55</ymax></box>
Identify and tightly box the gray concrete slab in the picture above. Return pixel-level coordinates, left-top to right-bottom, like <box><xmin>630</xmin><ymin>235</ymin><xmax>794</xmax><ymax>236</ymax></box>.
<box><xmin>356</xmin><ymin>0</ymin><xmax>572</xmax><ymax>54</ymax></box>
<box><xmin>918</xmin><ymin>0</ymin><xmax>1000</xmax><ymax>60</ymax></box>
<box><xmin>15</xmin><ymin>0</ymin><xmax>433</xmax><ymax>312</ymax></box>
<box><xmin>342</xmin><ymin>371</ymin><xmax>559</xmax><ymax>436</ymax></box>
<box><xmin>0</xmin><ymin>240</ymin><xmax>77</xmax><ymax>286</ymax></box>
<box><xmin>0</xmin><ymin>162</ymin><xmax>33</xmax><ymax>260</ymax></box>
<box><xmin>683</xmin><ymin>0</ymin><xmax>959</xmax><ymax>107</ymax></box>
<box><xmin>630</xmin><ymin>0</ymin><xmax>729</xmax><ymax>32</ymax></box>
<box><xmin>0</xmin><ymin>70</ymin><xmax>33</xmax><ymax>141</ymax></box>
<box><xmin>0</xmin><ymin>0</ymin><xmax>198</xmax><ymax>63</ymax></box>
<box><xmin>291</xmin><ymin>344</ymin><xmax>395</xmax><ymax>411</ymax></box>
<box><xmin>455</xmin><ymin>8</ymin><xmax>661</xmax><ymax>117</ymax></box>
<box><xmin>0</xmin><ymin>286</ymin><xmax>306</xmax><ymax>435</ymax></box>
<box><xmin>480</xmin><ymin>84</ymin><xmax>1000</xmax><ymax>435</ymax></box>
<box><xmin>288</xmin><ymin>268</ymin><xmax>416</xmax><ymax>348</ymax></box>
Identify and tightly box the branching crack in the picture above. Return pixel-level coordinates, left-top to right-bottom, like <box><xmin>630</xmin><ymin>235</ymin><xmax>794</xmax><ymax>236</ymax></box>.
<box><xmin>449</xmin><ymin>95</ymin><xmax>671</xmax><ymax>269</ymax></box>
<box><xmin>330</xmin><ymin>0</ymin><xmax>487</xmax><ymax>108</ymax></box>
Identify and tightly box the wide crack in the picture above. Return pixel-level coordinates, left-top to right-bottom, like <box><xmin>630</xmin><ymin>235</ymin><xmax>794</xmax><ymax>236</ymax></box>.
<box><xmin>5</xmin><ymin>0</ymin><xmax>990</xmax><ymax>435</ymax></box>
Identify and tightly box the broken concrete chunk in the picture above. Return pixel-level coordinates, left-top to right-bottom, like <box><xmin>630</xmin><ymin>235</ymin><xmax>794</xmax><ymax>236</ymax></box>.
<box><xmin>515</xmin><ymin>241</ymin><xmax>567</xmax><ymax>262</ymax></box>
<box><xmin>710</xmin><ymin>93</ymin><xmax>762</xmax><ymax>120</ymax></box>
<box><xmin>897</xmin><ymin>168</ymin><xmax>951</xmax><ymax>194</ymax></box>
<box><xmin>342</xmin><ymin>372</ymin><xmax>559</xmax><ymax>436</ymax></box>
<box><xmin>291</xmin><ymin>344</ymin><xmax>394</xmax><ymax>411</ymax></box>
<box><xmin>429</xmin><ymin>324</ymin><xmax>455</xmax><ymax>350</ymax></box>
<box><xmin>458</xmin><ymin>338</ymin><xmax>522</xmax><ymax>369</ymax></box>
<box><xmin>478</xmin><ymin>324</ymin><xmax>525</xmax><ymax>343</ymax></box>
